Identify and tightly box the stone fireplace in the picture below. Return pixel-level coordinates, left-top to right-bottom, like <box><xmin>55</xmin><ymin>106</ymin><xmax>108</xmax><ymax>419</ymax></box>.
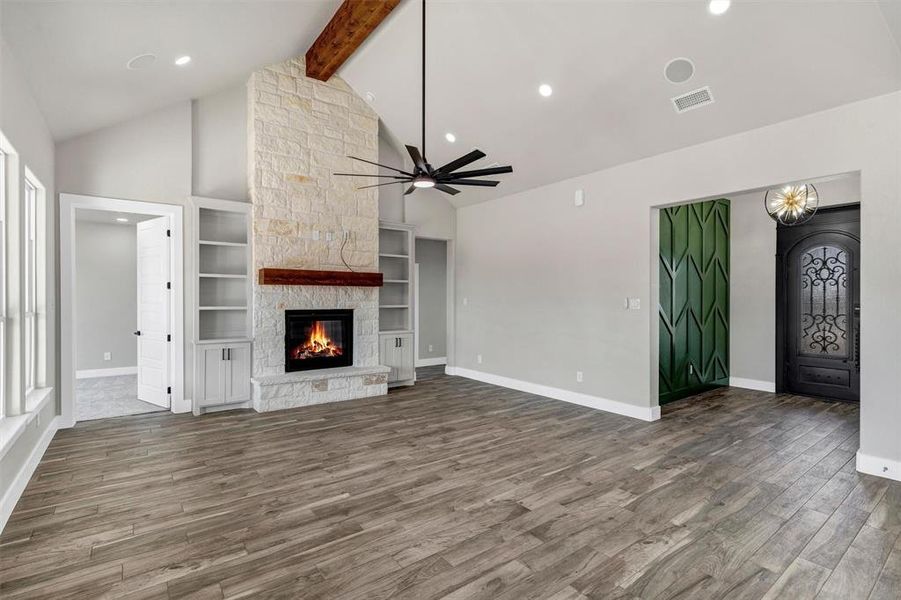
<box><xmin>248</xmin><ymin>57</ymin><xmax>389</xmax><ymax>412</ymax></box>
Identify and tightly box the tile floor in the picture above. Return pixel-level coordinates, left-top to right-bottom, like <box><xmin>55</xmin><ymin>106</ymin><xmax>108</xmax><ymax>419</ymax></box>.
<box><xmin>75</xmin><ymin>374</ymin><xmax>165</xmax><ymax>421</ymax></box>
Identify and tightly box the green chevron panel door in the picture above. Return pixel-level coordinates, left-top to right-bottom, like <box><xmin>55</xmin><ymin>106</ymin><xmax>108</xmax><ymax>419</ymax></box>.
<box><xmin>659</xmin><ymin>199</ymin><xmax>729</xmax><ymax>404</ymax></box>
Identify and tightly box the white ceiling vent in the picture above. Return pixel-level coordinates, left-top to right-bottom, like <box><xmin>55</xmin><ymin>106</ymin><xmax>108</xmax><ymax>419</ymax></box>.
<box><xmin>672</xmin><ymin>86</ymin><xmax>714</xmax><ymax>114</ymax></box>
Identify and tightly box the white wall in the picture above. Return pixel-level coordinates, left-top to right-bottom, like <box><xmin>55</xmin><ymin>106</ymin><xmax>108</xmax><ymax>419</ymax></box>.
<box><xmin>56</xmin><ymin>102</ymin><xmax>192</xmax><ymax>204</ymax></box>
<box><xmin>192</xmin><ymin>85</ymin><xmax>247</xmax><ymax>202</ymax></box>
<box><xmin>378</xmin><ymin>124</ymin><xmax>405</xmax><ymax>222</ymax></box>
<box><xmin>455</xmin><ymin>92</ymin><xmax>901</xmax><ymax>473</ymax></box>
<box><xmin>729</xmin><ymin>175</ymin><xmax>860</xmax><ymax>387</ymax></box>
<box><xmin>405</xmin><ymin>190</ymin><xmax>456</xmax><ymax>240</ymax></box>
<box><xmin>0</xmin><ymin>38</ymin><xmax>58</xmax><ymax>529</ymax></box>
<box><xmin>416</xmin><ymin>238</ymin><xmax>447</xmax><ymax>360</ymax></box>
<box><xmin>74</xmin><ymin>220</ymin><xmax>137</xmax><ymax>371</ymax></box>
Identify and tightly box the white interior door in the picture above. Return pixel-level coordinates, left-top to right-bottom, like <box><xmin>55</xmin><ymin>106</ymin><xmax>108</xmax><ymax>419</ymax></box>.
<box><xmin>136</xmin><ymin>216</ymin><xmax>171</xmax><ymax>408</ymax></box>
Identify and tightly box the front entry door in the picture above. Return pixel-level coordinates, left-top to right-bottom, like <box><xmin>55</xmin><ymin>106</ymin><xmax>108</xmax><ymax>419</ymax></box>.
<box><xmin>136</xmin><ymin>216</ymin><xmax>171</xmax><ymax>408</ymax></box>
<box><xmin>777</xmin><ymin>206</ymin><xmax>860</xmax><ymax>401</ymax></box>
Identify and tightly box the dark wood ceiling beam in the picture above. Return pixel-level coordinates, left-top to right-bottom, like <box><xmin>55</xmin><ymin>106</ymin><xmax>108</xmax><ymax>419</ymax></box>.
<box><xmin>305</xmin><ymin>0</ymin><xmax>401</xmax><ymax>82</ymax></box>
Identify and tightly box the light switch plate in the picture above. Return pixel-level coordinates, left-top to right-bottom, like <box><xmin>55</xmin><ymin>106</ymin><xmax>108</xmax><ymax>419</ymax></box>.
<box><xmin>574</xmin><ymin>189</ymin><xmax>585</xmax><ymax>207</ymax></box>
<box><xmin>628</xmin><ymin>298</ymin><xmax>641</xmax><ymax>310</ymax></box>
<box><xmin>103</xmin><ymin>352</ymin><xmax>111</xmax><ymax>361</ymax></box>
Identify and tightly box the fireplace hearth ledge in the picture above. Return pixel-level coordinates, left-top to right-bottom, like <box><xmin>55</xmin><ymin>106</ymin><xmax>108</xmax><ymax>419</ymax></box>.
<box><xmin>252</xmin><ymin>365</ymin><xmax>389</xmax><ymax>386</ymax></box>
<box><xmin>251</xmin><ymin>365</ymin><xmax>390</xmax><ymax>413</ymax></box>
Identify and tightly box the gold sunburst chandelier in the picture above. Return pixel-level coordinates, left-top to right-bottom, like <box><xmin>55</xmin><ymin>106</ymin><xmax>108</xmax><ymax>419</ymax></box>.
<box><xmin>764</xmin><ymin>183</ymin><xmax>819</xmax><ymax>226</ymax></box>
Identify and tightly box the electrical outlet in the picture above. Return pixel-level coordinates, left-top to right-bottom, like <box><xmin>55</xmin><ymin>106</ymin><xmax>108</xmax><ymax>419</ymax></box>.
<box><xmin>462</xmin><ymin>297</ymin><xmax>468</xmax><ymax>306</ymax></box>
<box><xmin>428</xmin><ymin>344</ymin><xmax>434</xmax><ymax>352</ymax></box>
<box><xmin>103</xmin><ymin>352</ymin><xmax>111</xmax><ymax>361</ymax></box>
<box><xmin>628</xmin><ymin>298</ymin><xmax>641</xmax><ymax>310</ymax></box>
<box><xmin>326</xmin><ymin>231</ymin><xmax>334</xmax><ymax>242</ymax></box>
<box><xmin>477</xmin><ymin>354</ymin><xmax>482</xmax><ymax>364</ymax></box>
<box><xmin>576</xmin><ymin>371</ymin><xmax>583</xmax><ymax>383</ymax></box>
<box><xmin>312</xmin><ymin>230</ymin><xmax>320</xmax><ymax>241</ymax></box>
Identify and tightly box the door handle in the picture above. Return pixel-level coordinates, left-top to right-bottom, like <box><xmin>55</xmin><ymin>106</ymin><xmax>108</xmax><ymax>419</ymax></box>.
<box><xmin>134</xmin><ymin>330</ymin><xmax>141</xmax><ymax>336</ymax></box>
<box><xmin>222</xmin><ymin>348</ymin><xmax>226</xmax><ymax>361</ymax></box>
<box><xmin>227</xmin><ymin>348</ymin><xmax>232</xmax><ymax>361</ymax></box>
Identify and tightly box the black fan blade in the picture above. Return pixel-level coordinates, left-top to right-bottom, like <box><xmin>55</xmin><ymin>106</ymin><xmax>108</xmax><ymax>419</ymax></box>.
<box><xmin>437</xmin><ymin>165</ymin><xmax>512</xmax><ymax>180</ymax></box>
<box><xmin>435</xmin><ymin>149</ymin><xmax>486</xmax><ymax>175</ymax></box>
<box><xmin>435</xmin><ymin>184</ymin><xmax>460</xmax><ymax>195</ymax></box>
<box><xmin>404</xmin><ymin>185</ymin><xmax>417</xmax><ymax>195</ymax></box>
<box><xmin>406</xmin><ymin>145</ymin><xmax>428</xmax><ymax>172</ymax></box>
<box><xmin>347</xmin><ymin>155</ymin><xmax>414</xmax><ymax>177</ymax></box>
<box><xmin>334</xmin><ymin>173</ymin><xmax>407</xmax><ymax>178</ymax></box>
<box><xmin>357</xmin><ymin>181</ymin><xmax>409</xmax><ymax>190</ymax></box>
<box><xmin>441</xmin><ymin>179</ymin><xmax>500</xmax><ymax>187</ymax></box>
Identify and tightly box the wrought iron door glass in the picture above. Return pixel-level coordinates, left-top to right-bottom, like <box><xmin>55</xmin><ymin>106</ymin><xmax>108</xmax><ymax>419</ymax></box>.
<box><xmin>799</xmin><ymin>245</ymin><xmax>848</xmax><ymax>357</ymax></box>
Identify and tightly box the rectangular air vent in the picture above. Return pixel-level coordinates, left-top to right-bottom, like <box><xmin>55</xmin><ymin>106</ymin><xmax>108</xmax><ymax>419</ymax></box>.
<box><xmin>672</xmin><ymin>86</ymin><xmax>714</xmax><ymax>114</ymax></box>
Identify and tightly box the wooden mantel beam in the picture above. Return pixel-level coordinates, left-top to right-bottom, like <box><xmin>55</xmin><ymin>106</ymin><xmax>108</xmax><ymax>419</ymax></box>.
<box><xmin>305</xmin><ymin>0</ymin><xmax>401</xmax><ymax>82</ymax></box>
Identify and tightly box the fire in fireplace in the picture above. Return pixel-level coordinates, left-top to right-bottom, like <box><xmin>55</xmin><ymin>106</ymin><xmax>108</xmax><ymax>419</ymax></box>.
<box><xmin>284</xmin><ymin>309</ymin><xmax>353</xmax><ymax>372</ymax></box>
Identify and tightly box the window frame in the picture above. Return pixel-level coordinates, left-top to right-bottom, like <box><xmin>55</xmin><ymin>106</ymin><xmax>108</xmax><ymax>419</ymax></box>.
<box><xmin>23</xmin><ymin>177</ymin><xmax>37</xmax><ymax>396</ymax></box>
<box><xmin>0</xmin><ymin>147</ymin><xmax>6</xmax><ymax>419</ymax></box>
<box><xmin>22</xmin><ymin>168</ymin><xmax>46</xmax><ymax>403</ymax></box>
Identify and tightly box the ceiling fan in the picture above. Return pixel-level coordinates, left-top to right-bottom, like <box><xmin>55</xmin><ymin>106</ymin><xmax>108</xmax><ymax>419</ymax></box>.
<box><xmin>334</xmin><ymin>0</ymin><xmax>512</xmax><ymax>196</ymax></box>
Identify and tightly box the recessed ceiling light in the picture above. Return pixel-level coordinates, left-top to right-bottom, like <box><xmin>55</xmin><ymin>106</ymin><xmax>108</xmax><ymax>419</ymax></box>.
<box><xmin>126</xmin><ymin>53</ymin><xmax>156</xmax><ymax>70</ymax></box>
<box><xmin>538</xmin><ymin>84</ymin><xmax>553</xmax><ymax>97</ymax></box>
<box><xmin>174</xmin><ymin>55</ymin><xmax>192</xmax><ymax>66</ymax></box>
<box><xmin>708</xmin><ymin>0</ymin><xmax>730</xmax><ymax>15</ymax></box>
<box><xmin>445</xmin><ymin>132</ymin><xmax>456</xmax><ymax>143</ymax></box>
<box><xmin>116</xmin><ymin>217</ymin><xmax>129</xmax><ymax>223</ymax></box>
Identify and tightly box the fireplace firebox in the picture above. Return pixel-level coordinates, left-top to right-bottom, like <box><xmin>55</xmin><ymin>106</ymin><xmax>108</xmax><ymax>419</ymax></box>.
<box><xmin>284</xmin><ymin>309</ymin><xmax>353</xmax><ymax>372</ymax></box>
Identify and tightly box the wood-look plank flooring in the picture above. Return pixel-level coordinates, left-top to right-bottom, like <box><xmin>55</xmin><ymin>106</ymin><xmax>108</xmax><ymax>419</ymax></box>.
<box><xmin>2</xmin><ymin>367</ymin><xmax>899</xmax><ymax>599</ymax></box>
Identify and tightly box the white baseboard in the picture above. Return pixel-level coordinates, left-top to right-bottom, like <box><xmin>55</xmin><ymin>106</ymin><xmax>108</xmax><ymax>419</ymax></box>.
<box><xmin>729</xmin><ymin>377</ymin><xmax>776</xmax><ymax>393</ymax></box>
<box><xmin>76</xmin><ymin>366</ymin><xmax>138</xmax><ymax>379</ymax></box>
<box><xmin>856</xmin><ymin>450</ymin><xmax>901</xmax><ymax>482</ymax></box>
<box><xmin>0</xmin><ymin>416</ymin><xmax>60</xmax><ymax>534</ymax></box>
<box><xmin>416</xmin><ymin>357</ymin><xmax>447</xmax><ymax>367</ymax></box>
<box><xmin>447</xmin><ymin>367</ymin><xmax>660</xmax><ymax>422</ymax></box>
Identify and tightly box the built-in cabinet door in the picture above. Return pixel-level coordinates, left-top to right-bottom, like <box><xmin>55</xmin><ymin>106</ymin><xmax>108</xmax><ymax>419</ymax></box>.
<box><xmin>379</xmin><ymin>335</ymin><xmax>401</xmax><ymax>382</ymax></box>
<box><xmin>379</xmin><ymin>333</ymin><xmax>414</xmax><ymax>384</ymax></box>
<box><xmin>196</xmin><ymin>345</ymin><xmax>226</xmax><ymax>407</ymax></box>
<box><xmin>195</xmin><ymin>342</ymin><xmax>251</xmax><ymax>408</ymax></box>
<box><xmin>396</xmin><ymin>334</ymin><xmax>414</xmax><ymax>382</ymax></box>
<box><xmin>224</xmin><ymin>344</ymin><xmax>251</xmax><ymax>403</ymax></box>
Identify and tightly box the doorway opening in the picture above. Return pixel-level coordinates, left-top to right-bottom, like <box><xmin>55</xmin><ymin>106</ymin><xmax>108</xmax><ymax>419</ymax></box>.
<box><xmin>414</xmin><ymin>238</ymin><xmax>450</xmax><ymax>371</ymax></box>
<box><xmin>776</xmin><ymin>205</ymin><xmax>860</xmax><ymax>402</ymax></box>
<box><xmin>73</xmin><ymin>209</ymin><xmax>173</xmax><ymax>420</ymax></box>
<box><xmin>652</xmin><ymin>172</ymin><xmax>862</xmax><ymax>411</ymax></box>
<box><xmin>60</xmin><ymin>194</ymin><xmax>186</xmax><ymax>427</ymax></box>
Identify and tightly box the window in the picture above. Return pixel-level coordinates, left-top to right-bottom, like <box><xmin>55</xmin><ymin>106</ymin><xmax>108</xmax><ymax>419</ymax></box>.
<box><xmin>24</xmin><ymin>178</ymin><xmax>36</xmax><ymax>395</ymax></box>
<box><xmin>0</xmin><ymin>148</ymin><xmax>6</xmax><ymax>418</ymax></box>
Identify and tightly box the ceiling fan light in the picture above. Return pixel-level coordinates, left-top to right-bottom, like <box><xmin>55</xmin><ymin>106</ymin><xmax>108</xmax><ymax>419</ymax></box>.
<box><xmin>413</xmin><ymin>175</ymin><xmax>435</xmax><ymax>188</ymax></box>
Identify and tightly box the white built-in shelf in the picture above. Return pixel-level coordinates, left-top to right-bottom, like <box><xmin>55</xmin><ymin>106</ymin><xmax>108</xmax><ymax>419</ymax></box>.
<box><xmin>199</xmin><ymin>240</ymin><xmax>248</xmax><ymax>247</ymax></box>
<box><xmin>379</xmin><ymin>253</ymin><xmax>408</xmax><ymax>259</ymax></box>
<box><xmin>193</xmin><ymin>197</ymin><xmax>252</xmax><ymax>343</ymax></box>
<box><xmin>380</xmin><ymin>305</ymin><xmax>409</xmax><ymax>309</ymax></box>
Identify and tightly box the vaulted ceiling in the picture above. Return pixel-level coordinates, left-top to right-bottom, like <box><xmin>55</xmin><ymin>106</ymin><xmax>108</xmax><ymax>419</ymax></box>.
<box><xmin>340</xmin><ymin>0</ymin><xmax>901</xmax><ymax>206</ymax></box>
<box><xmin>0</xmin><ymin>0</ymin><xmax>340</xmax><ymax>140</ymax></box>
<box><xmin>3</xmin><ymin>1</ymin><xmax>900</xmax><ymax>207</ymax></box>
